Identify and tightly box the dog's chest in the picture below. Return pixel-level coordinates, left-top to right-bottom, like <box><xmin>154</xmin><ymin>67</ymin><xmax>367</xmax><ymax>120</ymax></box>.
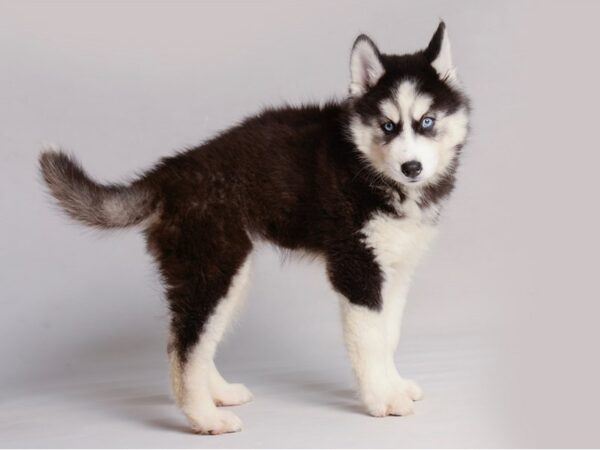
<box><xmin>361</xmin><ymin>194</ymin><xmax>439</xmax><ymax>270</ymax></box>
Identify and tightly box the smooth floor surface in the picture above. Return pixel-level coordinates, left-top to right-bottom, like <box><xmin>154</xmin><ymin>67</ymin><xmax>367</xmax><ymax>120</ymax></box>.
<box><xmin>0</xmin><ymin>333</ymin><xmax>507</xmax><ymax>448</ymax></box>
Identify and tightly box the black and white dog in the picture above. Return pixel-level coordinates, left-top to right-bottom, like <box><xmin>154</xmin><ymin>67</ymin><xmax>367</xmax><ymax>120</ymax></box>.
<box><xmin>40</xmin><ymin>22</ymin><xmax>470</xmax><ymax>434</ymax></box>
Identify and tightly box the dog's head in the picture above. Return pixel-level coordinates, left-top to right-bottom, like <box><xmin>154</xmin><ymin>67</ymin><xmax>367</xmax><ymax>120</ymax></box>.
<box><xmin>347</xmin><ymin>22</ymin><xmax>470</xmax><ymax>187</ymax></box>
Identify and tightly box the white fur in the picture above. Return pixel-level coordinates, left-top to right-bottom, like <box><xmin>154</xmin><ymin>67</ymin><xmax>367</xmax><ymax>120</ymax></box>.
<box><xmin>350</xmin><ymin>38</ymin><xmax>385</xmax><ymax>97</ymax></box>
<box><xmin>349</xmin><ymin>116</ymin><xmax>384</xmax><ymax>173</ymax></box>
<box><xmin>340</xmin><ymin>298</ymin><xmax>422</xmax><ymax>416</ymax></box>
<box><xmin>396</xmin><ymin>80</ymin><xmax>434</xmax><ymax>121</ymax></box>
<box><xmin>208</xmin><ymin>361</ymin><xmax>253</xmax><ymax>407</ymax></box>
<box><xmin>433</xmin><ymin>106</ymin><xmax>469</xmax><ymax>183</ymax></box>
<box><xmin>175</xmin><ymin>258</ymin><xmax>252</xmax><ymax>435</ymax></box>
<box><xmin>380</xmin><ymin>99</ymin><xmax>400</xmax><ymax>123</ymax></box>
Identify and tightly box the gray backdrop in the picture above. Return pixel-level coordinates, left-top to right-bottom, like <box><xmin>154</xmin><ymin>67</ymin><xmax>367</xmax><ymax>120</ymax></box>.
<box><xmin>1</xmin><ymin>0</ymin><xmax>599</xmax><ymax>447</ymax></box>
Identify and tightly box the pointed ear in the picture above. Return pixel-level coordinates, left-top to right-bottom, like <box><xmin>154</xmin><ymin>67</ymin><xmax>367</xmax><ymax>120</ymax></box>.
<box><xmin>350</xmin><ymin>35</ymin><xmax>385</xmax><ymax>96</ymax></box>
<box><xmin>425</xmin><ymin>21</ymin><xmax>457</xmax><ymax>82</ymax></box>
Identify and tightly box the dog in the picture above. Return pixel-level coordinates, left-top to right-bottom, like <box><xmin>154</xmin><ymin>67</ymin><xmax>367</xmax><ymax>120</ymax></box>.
<box><xmin>39</xmin><ymin>22</ymin><xmax>470</xmax><ymax>434</ymax></box>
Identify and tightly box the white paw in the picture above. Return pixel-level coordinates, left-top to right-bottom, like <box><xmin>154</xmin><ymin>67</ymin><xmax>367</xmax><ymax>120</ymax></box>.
<box><xmin>364</xmin><ymin>391</ymin><xmax>414</xmax><ymax>417</ymax></box>
<box><xmin>363</xmin><ymin>379</ymin><xmax>423</xmax><ymax>417</ymax></box>
<box><xmin>188</xmin><ymin>409</ymin><xmax>243</xmax><ymax>435</ymax></box>
<box><xmin>402</xmin><ymin>378</ymin><xmax>424</xmax><ymax>401</ymax></box>
<box><xmin>212</xmin><ymin>383</ymin><xmax>253</xmax><ymax>407</ymax></box>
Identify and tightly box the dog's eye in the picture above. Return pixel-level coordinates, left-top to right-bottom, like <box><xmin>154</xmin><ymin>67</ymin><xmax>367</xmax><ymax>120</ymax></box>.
<box><xmin>381</xmin><ymin>121</ymin><xmax>396</xmax><ymax>134</ymax></box>
<box><xmin>420</xmin><ymin>116</ymin><xmax>435</xmax><ymax>129</ymax></box>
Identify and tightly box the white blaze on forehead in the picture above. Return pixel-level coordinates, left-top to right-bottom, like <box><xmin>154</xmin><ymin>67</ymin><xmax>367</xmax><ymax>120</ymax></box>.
<box><xmin>395</xmin><ymin>80</ymin><xmax>433</xmax><ymax>124</ymax></box>
<box><xmin>379</xmin><ymin>100</ymin><xmax>400</xmax><ymax>123</ymax></box>
<box><xmin>412</xmin><ymin>95</ymin><xmax>433</xmax><ymax>121</ymax></box>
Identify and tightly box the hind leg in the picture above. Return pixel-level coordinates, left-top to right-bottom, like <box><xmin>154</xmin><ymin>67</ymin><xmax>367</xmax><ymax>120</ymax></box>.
<box><xmin>169</xmin><ymin>256</ymin><xmax>252</xmax><ymax>434</ymax></box>
<box><xmin>171</xmin><ymin>353</ymin><xmax>253</xmax><ymax>408</ymax></box>
<box><xmin>154</xmin><ymin>218</ymin><xmax>253</xmax><ymax>434</ymax></box>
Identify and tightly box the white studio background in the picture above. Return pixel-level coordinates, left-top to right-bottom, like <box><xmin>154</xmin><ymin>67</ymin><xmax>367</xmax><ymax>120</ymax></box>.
<box><xmin>1</xmin><ymin>1</ymin><xmax>599</xmax><ymax>447</ymax></box>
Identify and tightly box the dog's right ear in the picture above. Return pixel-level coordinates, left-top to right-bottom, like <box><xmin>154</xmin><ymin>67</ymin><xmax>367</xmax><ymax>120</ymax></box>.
<box><xmin>349</xmin><ymin>35</ymin><xmax>385</xmax><ymax>97</ymax></box>
<box><xmin>425</xmin><ymin>21</ymin><xmax>457</xmax><ymax>83</ymax></box>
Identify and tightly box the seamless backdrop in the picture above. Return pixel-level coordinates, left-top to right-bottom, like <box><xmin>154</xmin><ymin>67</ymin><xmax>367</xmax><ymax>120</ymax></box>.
<box><xmin>1</xmin><ymin>0</ymin><xmax>599</xmax><ymax>448</ymax></box>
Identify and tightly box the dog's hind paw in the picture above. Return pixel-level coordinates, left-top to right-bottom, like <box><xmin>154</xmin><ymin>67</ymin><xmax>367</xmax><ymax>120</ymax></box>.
<box><xmin>188</xmin><ymin>409</ymin><xmax>243</xmax><ymax>435</ymax></box>
<box><xmin>213</xmin><ymin>383</ymin><xmax>253</xmax><ymax>407</ymax></box>
<box><xmin>402</xmin><ymin>378</ymin><xmax>424</xmax><ymax>401</ymax></box>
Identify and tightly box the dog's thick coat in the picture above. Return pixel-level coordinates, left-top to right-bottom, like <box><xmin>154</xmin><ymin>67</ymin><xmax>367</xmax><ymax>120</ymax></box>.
<box><xmin>40</xmin><ymin>22</ymin><xmax>470</xmax><ymax>434</ymax></box>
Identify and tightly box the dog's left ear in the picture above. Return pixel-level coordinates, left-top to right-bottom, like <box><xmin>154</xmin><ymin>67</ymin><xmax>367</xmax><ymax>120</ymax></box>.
<box><xmin>425</xmin><ymin>21</ymin><xmax>457</xmax><ymax>82</ymax></box>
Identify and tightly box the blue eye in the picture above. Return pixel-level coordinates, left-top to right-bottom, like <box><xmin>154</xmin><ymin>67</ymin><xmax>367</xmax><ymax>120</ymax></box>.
<box><xmin>420</xmin><ymin>116</ymin><xmax>435</xmax><ymax>129</ymax></box>
<box><xmin>382</xmin><ymin>121</ymin><xmax>396</xmax><ymax>133</ymax></box>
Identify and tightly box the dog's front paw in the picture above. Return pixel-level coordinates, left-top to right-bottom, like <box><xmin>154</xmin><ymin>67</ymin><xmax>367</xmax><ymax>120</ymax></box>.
<box><xmin>362</xmin><ymin>379</ymin><xmax>423</xmax><ymax>417</ymax></box>
<box><xmin>364</xmin><ymin>391</ymin><xmax>414</xmax><ymax>417</ymax></box>
<box><xmin>213</xmin><ymin>383</ymin><xmax>253</xmax><ymax>407</ymax></box>
<box><xmin>188</xmin><ymin>409</ymin><xmax>243</xmax><ymax>435</ymax></box>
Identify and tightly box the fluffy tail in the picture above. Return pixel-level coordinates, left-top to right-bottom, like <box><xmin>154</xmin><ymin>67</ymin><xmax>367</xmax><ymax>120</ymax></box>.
<box><xmin>39</xmin><ymin>149</ymin><xmax>156</xmax><ymax>228</ymax></box>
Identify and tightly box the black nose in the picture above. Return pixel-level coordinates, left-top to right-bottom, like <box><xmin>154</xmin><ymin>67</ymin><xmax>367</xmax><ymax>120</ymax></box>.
<box><xmin>400</xmin><ymin>160</ymin><xmax>422</xmax><ymax>179</ymax></box>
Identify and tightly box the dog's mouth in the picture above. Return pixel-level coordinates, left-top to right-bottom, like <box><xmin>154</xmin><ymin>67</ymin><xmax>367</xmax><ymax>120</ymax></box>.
<box><xmin>388</xmin><ymin>167</ymin><xmax>427</xmax><ymax>186</ymax></box>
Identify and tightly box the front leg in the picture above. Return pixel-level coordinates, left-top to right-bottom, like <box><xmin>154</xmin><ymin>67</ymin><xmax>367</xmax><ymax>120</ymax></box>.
<box><xmin>381</xmin><ymin>270</ymin><xmax>424</xmax><ymax>402</ymax></box>
<box><xmin>339</xmin><ymin>297</ymin><xmax>423</xmax><ymax>416</ymax></box>
<box><xmin>327</xmin><ymin>243</ymin><xmax>422</xmax><ymax>417</ymax></box>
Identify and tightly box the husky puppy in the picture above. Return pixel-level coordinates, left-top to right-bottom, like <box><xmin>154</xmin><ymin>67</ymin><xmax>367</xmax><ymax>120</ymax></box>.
<box><xmin>40</xmin><ymin>22</ymin><xmax>470</xmax><ymax>434</ymax></box>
